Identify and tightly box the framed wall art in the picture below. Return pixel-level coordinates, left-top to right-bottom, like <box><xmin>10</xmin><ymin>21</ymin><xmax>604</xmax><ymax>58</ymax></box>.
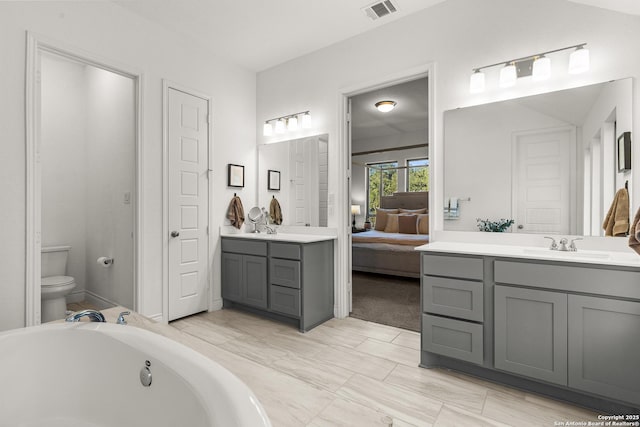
<box><xmin>227</xmin><ymin>164</ymin><xmax>245</xmax><ymax>187</ymax></box>
<box><xmin>268</xmin><ymin>170</ymin><xmax>281</xmax><ymax>191</ymax></box>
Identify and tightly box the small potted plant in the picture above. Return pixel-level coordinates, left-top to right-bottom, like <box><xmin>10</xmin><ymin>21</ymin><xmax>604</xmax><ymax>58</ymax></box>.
<box><xmin>476</xmin><ymin>218</ymin><xmax>515</xmax><ymax>232</ymax></box>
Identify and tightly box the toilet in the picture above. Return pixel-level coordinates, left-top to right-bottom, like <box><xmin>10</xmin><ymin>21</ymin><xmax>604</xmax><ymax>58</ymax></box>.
<box><xmin>41</xmin><ymin>246</ymin><xmax>76</xmax><ymax>323</ymax></box>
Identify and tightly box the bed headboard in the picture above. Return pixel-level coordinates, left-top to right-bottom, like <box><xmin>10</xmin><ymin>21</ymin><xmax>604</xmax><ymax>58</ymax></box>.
<box><xmin>380</xmin><ymin>192</ymin><xmax>428</xmax><ymax>210</ymax></box>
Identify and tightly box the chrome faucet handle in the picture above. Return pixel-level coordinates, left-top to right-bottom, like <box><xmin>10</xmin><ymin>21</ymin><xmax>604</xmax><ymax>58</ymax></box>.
<box><xmin>569</xmin><ymin>237</ymin><xmax>583</xmax><ymax>252</ymax></box>
<box><xmin>65</xmin><ymin>309</ymin><xmax>106</xmax><ymax>323</ymax></box>
<box><xmin>544</xmin><ymin>236</ymin><xmax>558</xmax><ymax>250</ymax></box>
<box><xmin>116</xmin><ymin>311</ymin><xmax>131</xmax><ymax>325</ymax></box>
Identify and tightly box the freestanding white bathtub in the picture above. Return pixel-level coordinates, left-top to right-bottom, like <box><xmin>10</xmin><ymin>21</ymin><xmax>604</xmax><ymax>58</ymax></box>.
<box><xmin>0</xmin><ymin>322</ymin><xmax>271</xmax><ymax>427</ymax></box>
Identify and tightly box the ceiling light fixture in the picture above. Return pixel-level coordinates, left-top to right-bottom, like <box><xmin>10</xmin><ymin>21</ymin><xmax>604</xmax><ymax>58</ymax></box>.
<box><xmin>262</xmin><ymin>110</ymin><xmax>312</xmax><ymax>136</ymax></box>
<box><xmin>375</xmin><ymin>100</ymin><xmax>396</xmax><ymax>113</ymax></box>
<box><xmin>469</xmin><ymin>43</ymin><xmax>588</xmax><ymax>93</ymax></box>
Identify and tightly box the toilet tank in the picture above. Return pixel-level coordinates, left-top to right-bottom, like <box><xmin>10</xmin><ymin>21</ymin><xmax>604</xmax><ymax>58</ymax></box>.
<box><xmin>41</xmin><ymin>246</ymin><xmax>71</xmax><ymax>277</ymax></box>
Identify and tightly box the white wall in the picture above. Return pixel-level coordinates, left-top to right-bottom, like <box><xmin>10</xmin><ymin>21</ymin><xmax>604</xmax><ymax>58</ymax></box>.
<box><xmin>0</xmin><ymin>1</ymin><xmax>256</xmax><ymax>330</ymax></box>
<box><xmin>85</xmin><ymin>66</ymin><xmax>136</xmax><ymax>309</ymax></box>
<box><xmin>41</xmin><ymin>53</ymin><xmax>88</xmax><ymax>296</ymax></box>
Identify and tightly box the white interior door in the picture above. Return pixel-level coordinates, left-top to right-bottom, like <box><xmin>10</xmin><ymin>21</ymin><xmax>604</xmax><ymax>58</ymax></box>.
<box><xmin>168</xmin><ymin>88</ymin><xmax>209</xmax><ymax>321</ymax></box>
<box><xmin>290</xmin><ymin>140</ymin><xmax>309</xmax><ymax>225</ymax></box>
<box><xmin>512</xmin><ymin>126</ymin><xmax>575</xmax><ymax>234</ymax></box>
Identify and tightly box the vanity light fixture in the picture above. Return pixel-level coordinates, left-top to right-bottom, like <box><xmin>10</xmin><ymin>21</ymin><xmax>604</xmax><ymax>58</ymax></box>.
<box><xmin>262</xmin><ymin>110</ymin><xmax>312</xmax><ymax>136</ymax></box>
<box><xmin>469</xmin><ymin>43</ymin><xmax>588</xmax><ymax>93</ymax></box>
<box><xmin>532</xmin><ymin>55</ymin><xmax>551</xmax><ymax>81</ymax></box>
<box><xmin>499</xmin><ymin>62</ymin><xmax>517</xmax><ymax>88</ymax></box>
<box><xmin>375</xmin><ymin>100</ymin><xmax>396</xmax><ymax>113</ymax></box>
<box><xmin>469</xmin><ymin>69</ymin><xmax>485</xmax><ymax>94</ymax></box>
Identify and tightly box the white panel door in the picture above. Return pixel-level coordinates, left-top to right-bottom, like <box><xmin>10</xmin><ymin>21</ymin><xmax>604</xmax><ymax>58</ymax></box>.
<box><xmin>290</xmin><ymin>140</ymin><xmax>308</xmax><ymax>226</ymax></box>
<box><xmin>168</xmin><ymin>88</ymin><xmax>209</xmax><ymax>321</ymax></box>
<box><xmin>512</xmin><ymin>126</ymin><xmax>574</xmax><ymax>234</ymax></box>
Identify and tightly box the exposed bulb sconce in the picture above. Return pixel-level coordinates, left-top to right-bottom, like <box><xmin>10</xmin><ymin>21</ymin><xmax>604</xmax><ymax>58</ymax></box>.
<box><xmin>375</xmin><ymin>100</ymin><xmax>396</xmax><ymax>113</ymax></box>
<box><xmin>469</xmin><ymin>43</ymin><xmax>589</xmax><ymax>93</ymax></box>
<box><xmin>263</xmin><ymin>110</ymin><xmax>312</xmax><ymax>136</ymax></box>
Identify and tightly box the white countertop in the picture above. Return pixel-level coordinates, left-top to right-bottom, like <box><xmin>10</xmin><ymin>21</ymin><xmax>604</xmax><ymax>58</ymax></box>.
<box><xmin>416</xmin><ymin>241</ymin><xmax>640</xmax><ymax>268</ymax></box>
<box><xmin>221</xmin><ymin>231</ymin><xmax>336</xmax><ymax>244</ymax></box>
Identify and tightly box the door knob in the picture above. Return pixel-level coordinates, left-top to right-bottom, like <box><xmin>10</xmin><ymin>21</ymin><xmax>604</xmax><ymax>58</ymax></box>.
<box><xmin>171</xmin><ymin>231</ymin><xmax>180</xmax><ymax>238</ymax></box>
<box><xmin>517</xmin><ymin>225</ymin><xmax>524</xmax><ymax>229</ymax></box>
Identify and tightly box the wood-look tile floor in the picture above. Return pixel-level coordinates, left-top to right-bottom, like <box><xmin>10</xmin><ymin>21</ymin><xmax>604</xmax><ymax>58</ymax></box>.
<box><xmin>166</xmin><ymin>309</ymin><xmax>601</xmax><ymax>427</ymax></box>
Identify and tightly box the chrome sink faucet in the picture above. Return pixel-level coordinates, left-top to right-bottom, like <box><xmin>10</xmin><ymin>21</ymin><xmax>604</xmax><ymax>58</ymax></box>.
<box><xmin>65</xmin><ymin>309</ymin><xmax>106</xmax><ymax>323</ymax></box>
<box><xmin>544</xmin><ymin>236</ymin><xmax>582</xmax><ymax>252</ymax></box>
<box><xmin>264</xmin><ymin>224</ymin><xmax>277</xmax><ymax>234</ymax></box>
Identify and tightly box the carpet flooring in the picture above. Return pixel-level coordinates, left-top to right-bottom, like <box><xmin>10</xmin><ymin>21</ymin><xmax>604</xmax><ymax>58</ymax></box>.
<box><xmin>350</xmin><ymin>271</ymin><xmax>421</xmax><ymax>332</ymax></box>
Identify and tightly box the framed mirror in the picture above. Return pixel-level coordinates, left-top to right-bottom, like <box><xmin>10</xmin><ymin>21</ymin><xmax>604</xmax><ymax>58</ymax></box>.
<box><xmin>258</xmin><ymin>134</ymin><xmax>329</xmax><ymax>226</ymax></box>
<box><xmin>443</xmin><ymin>78</ymin><xmax>632</xmax><ymax>237</ymax></box>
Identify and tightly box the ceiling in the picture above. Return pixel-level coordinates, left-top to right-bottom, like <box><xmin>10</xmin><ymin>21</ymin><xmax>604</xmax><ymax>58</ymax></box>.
<box><xmin>351</xmin><ymin>77</ymin><xmax>428</xmax><ymax>144</ymax></box>
<box><xmin>113</xmin><ymin>0</ymin><xmax>447</xmax><ymax>72</ymax></box>
<box><xmin>112</xmin><ymin>0</ymin><xmax>640</xmax><ymax>73</ymax></box>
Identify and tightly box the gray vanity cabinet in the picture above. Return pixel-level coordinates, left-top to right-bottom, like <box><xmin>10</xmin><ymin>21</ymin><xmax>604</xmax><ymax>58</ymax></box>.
<box><xmin>221</xmin><ymin>242</ymin><xmax>268</xmax><ymax>309</ymax></box>
<box><xmin>221</xmin><ymin>237</ymin><xmax>334</xmax><ymax>332</ymax></box>
<box><xmin>568</xmin><ymin>294</ymin><xmax>640</xmax><ymax>405</ymax></box>
<box><xmin>494</xmin><ymin>285</ymin><xmax>567</xmax><ymax>386</ymax></box>
<box><xmin>421</xmin><ymin>254</ymin><xmax>484</xmax><ymax>365</ymax></box>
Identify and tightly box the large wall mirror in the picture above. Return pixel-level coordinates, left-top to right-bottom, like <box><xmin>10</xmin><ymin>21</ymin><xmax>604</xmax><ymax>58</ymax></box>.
<box><xmin>258</xmin><ymin>134</ymin><xmax>329</xmax><ymax>227</ymax></box>
<box><xmin>444</xmin><ymin>78</ymin><xmax>632</xmax><ymax>237</ymax></box>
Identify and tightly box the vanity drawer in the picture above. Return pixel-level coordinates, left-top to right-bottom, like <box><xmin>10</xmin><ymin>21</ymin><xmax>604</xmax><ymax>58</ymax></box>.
<box><xmin>269</xmin><ymin>285</ymin><xmax>301</xmax><ymax>317</ymax></box>
<box><xmin>422</xmin><ymin>254</ymin><xmax>483</xmax><ymax>280</ymax></box>
<box><xmin>494</xmin><ymin>260</ymin><xmax>640</xmax><ymax>300</ymax></box>
<box><xmin>423</xmin><ymin>276</ymin><xmax>483</xmax><ymax>322</ymax></box>
<box><xmin>270</xmin><ymin>258</ymin><xmax>301</xmax><ymax>289</ymax></box>
<box><xmin>422</xmin><ymin>314</ymin><xmax>483</xmax><ymax>365</ymax></box>
<box><xmin>270</xmin><ymin>242</ymin><xmax>301</xmax><ymax>260</ymax></box>
<box><xmin>222</xmin><ymin>238</ymin><xmax>267</xmax><ymax>257</ymax></box>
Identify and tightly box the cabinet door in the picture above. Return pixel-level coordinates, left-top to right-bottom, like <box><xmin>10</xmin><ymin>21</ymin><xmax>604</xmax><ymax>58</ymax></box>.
<box><xmin>243</xmin><ymin>255</ymin><xmax>268</xmax><ymax>309</ymax></box>
<box><xmin>568</xmin><ymin>295</ymin><xmax>640</xmax><ymax>406</ymax></box>
<box><xmin>494</xmin><ymin>285</ymin><xmax>567</xmax><ymax>386</ymax></box>
<box><xmin>221</xmin><ymin>252</ymin><xmax>243</xmax><ymax>303</ymax></box>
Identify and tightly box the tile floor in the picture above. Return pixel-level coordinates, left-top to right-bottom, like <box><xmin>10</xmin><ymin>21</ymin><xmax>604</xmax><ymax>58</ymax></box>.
<box><xmin>150</xmin><ymin>309</ymin><xmax>603</xmax><ymax>427</ymax></box>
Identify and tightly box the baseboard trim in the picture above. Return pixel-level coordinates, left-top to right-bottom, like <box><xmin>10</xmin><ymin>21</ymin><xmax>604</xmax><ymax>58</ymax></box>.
<box><xmin>84</xmin><ymin>290</ymin><xmax>117</xmax><ymax>310</ymax></box>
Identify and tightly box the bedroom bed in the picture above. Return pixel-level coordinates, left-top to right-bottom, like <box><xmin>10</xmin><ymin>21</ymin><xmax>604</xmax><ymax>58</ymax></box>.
<box><xmin>351</xmin><ymin>192</ymin><xmax>428</xmax><ymax>278</ymax></box>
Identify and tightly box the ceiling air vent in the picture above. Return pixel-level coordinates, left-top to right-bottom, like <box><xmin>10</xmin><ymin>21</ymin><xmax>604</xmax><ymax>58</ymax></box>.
<box><xmin>362</xmin><ymin>0</ymin><xmax>399</xmax><ymax>21</ymax></box>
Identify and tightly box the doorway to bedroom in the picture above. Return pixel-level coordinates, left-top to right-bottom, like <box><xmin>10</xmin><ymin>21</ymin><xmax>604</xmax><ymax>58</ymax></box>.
<box><xmin>349</xmin><ymin>76</ymin><xmax>429</xmax><ymax>332</ymax></box>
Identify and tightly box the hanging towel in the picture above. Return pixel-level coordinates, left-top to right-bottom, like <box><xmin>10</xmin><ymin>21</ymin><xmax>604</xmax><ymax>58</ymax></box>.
<box><xmin>602</xmin><ymin>187</ymin><xmax>629</xmax><ymax>237</ymax></box>
<box><xmin>628</xmin><ymin>207</ymin><xmax>640</xmax><ymax>255</ymax></box>
<box><xmin>227</xmin><ymin>195</ymin><xmax>245</xmax><ymax>230</ymax></box>
<box><xmin>269</xmin><ymin>197</ymin><xmax>283</xmax><ymax>225</ymax></box>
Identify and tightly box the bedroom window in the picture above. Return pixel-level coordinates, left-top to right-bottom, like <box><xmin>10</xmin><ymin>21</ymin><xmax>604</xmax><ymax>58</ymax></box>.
<box><xmin>406</xmin><ymin>158</ymin><xmax>429</xmax><ymax>192</ymax></box>
<box><xmin>367</xmin><ymin>161</ymin><xmax>398</xmax><ymax>214</ymax></box>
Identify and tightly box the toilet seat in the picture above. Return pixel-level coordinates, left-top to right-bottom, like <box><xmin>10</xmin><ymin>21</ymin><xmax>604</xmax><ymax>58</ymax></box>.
<box><xmin>42</xmin><ymin>275</ymin><xmax>75</xmax><ymax>288</ymax></box>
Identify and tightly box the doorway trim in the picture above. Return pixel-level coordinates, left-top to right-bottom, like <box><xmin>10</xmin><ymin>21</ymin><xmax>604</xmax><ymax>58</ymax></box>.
<box><xmin>162</xmin><ymin>80</ymin><xmax>213</xmax><ymax>323</ymax></box>
<box><xmin>336</xmin><ymin>63</ymin><xmax>436</xmax><ymax>318</ymax></box>
<box><xmin>25</xmin><ymin>32</ymin><xmax>144</xmax><ymax>326</ymax></box>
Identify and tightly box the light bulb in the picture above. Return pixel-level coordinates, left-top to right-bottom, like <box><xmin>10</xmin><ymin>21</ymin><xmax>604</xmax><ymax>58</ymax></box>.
<box><xmin>274</xmin><ymin>119</ymin><xmax>286</xmax><ymax>134</ymax></box>
<box><xmin>532</xmin><ymin>56</ymin><xmax>551</xmax><ymax>81</ymax></box>
<box><xmin>301</xmin><ymin>112</ymin><xmax>312</xmax><ymax>129</ymax></box>
<box><xmin>263</xmin><ymin>121</ymin><xmax>273</xmax><ymax>136</ymax></box>
<box><xmin>287</xmin><ymin>116</ymin><xmax>298</xmax><ymax>131</ymax></box>
<box><xmin>469</xmin><ymin>69</ymin><xmax>485</xmax><ymax>93</ymax></box>
<box><xmin>569</xmin><ymin>46</ymin><xmax>589</xmax><ymax>74</ymax></box>
<box><xmin>499</xmin><ymin>62</ymin><xmax>517</xmax><ymax>88</ymax></box>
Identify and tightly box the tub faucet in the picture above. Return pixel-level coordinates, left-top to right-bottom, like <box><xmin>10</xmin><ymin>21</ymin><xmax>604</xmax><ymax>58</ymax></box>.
<box><xmin>65</xmin><ymin>309</ymin><xmax>106</xmax><ymax>323</ymax></box>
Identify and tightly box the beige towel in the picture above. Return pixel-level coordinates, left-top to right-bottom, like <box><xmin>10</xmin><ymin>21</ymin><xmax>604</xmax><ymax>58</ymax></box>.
<box><xmin>227</xmin><ymin>196</ymin><xmax>245</xmax><ymax>229</ymax></box>
<box><xmin>628</xmin><ymin>207</ymin><xmax>640</xmax><ymax>255</ymax></box>
<box><xmin>602</xmin><ymin>188</ymin><xmax>629</xmax><ymax>237</ymax></box>
<box><xmin>269</xmin><ymin>197</ymin><xmax>282</xmax><ymax>225</ymax></box>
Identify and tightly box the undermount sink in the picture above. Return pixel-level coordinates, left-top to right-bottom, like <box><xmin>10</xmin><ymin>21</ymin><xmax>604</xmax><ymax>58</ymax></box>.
<box><xmin>522</xmin><ymin>248</ymin><xmax>611</xmax><ymax>260</ymax></box>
